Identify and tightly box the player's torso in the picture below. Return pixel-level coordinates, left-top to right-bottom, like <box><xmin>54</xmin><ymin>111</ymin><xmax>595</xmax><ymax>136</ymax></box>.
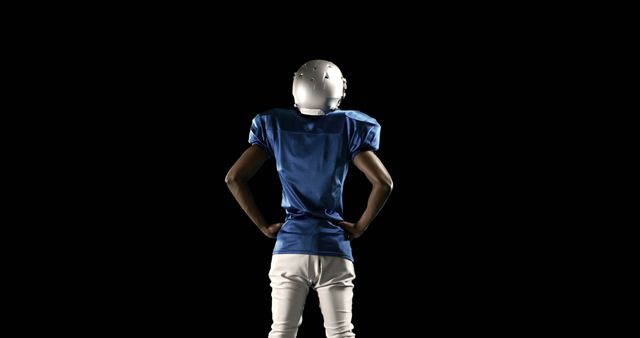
<box><xmin>266</xmin><ymin>110</ymin><xmax>350</xmax><ymax>207</ymax></box>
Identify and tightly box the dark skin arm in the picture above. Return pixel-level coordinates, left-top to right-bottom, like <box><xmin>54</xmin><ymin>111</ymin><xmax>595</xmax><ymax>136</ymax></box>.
<box><xmin>338</xmin><ymin>150</ymin><xmax>393</xmax><ymax>239</ymax></box>
<box><xmin>225</xmin><ymin>145</ymin><xmax>282</xmax><ymax>238</ymax></box>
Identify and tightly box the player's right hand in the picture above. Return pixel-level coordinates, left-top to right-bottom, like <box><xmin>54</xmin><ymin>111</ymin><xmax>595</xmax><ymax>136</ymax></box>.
<box><xmin>262</xmin><ymin>222</ymin><xmax>283</xmax><ymax>239</ymax></box>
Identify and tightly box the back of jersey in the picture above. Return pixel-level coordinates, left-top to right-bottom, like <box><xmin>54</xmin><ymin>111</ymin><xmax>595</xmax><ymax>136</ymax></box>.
<box><xmin>249</xmin><ymin>108</ymin><xmax>380</xmax><ymax>261</ymax></box>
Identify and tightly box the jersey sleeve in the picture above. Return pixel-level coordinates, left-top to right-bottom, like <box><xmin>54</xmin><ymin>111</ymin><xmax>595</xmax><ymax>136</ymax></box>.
<box><xmin>248</xmin><ymin>115</ymin><xmax>273</xmax><ymax>157</ymax></box>
<box><xmin>349</xmin><ymin>119</ymin><xmax>381</xmax><ymax>159</ymax></box>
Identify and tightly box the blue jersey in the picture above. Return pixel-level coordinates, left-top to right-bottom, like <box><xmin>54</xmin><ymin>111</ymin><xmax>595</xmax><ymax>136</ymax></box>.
<box><xmin>249</xmin><ymin>108</ymin><xmax>381</xmax><ymax>261</ymax></box>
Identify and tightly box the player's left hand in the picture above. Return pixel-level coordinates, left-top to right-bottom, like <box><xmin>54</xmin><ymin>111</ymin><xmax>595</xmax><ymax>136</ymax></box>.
<box><xmin>337</xmin><ymin>221</ymin><xmax>363</xmax><ymax>240</ymax></box>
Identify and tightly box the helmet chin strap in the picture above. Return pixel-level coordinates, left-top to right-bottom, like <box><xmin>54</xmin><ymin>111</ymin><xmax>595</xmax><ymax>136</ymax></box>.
<box><xmin>299</xmin><ymin>108</ymin><xmax>326</xmax><ymax>116</ymax></box>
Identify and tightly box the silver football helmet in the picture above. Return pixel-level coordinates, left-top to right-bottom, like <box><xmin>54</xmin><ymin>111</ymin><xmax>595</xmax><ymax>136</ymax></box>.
<box><xmin>292</xmin><ymin>60</ymin><xmax>347</xmax><ymax>114</ymax></box>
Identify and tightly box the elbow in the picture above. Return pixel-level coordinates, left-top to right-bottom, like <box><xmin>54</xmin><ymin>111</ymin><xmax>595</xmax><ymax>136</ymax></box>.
<box><xmin>225</xmin><ymin>169</ymin><xmax>249</xmax><ymax>186</ymax></box>
<box><xmin>225</xmin><ymin>172</ymin><xmax>239</xmax><ymax>185</ymax></box>
<box><xmin>376</xmin><ymin>177</ymin><xmax>393</xmax><ymax>194</ymax></box>
<box><xmin>383</xmin><ymin>179</ymin><xmax>394</xmax><ymax>193</ymax></box>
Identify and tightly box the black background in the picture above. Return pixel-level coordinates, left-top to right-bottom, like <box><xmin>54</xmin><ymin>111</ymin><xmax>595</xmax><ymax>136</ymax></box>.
<box><xmin>76</xmin><ymin>31</ymin><xmax>549</xmax><ymax>336</ymax></box>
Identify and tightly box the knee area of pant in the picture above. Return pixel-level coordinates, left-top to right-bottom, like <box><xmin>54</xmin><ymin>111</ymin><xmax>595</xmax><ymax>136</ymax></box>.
<box><xmin>325</xmin><ymin>326</ymin><xmax>355</xmax><ymax>338</ymax></box>
<box><xmin>326</xmin><ymin>332</ymin><xmax>356</xmax><ymax>338</ymax></box>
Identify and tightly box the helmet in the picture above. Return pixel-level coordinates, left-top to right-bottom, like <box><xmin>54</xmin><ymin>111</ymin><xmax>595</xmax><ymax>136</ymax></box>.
<box><xmin>292</xmin><ymin>60</ymin><xmax>347</xmax><ymax>112</ymax></box>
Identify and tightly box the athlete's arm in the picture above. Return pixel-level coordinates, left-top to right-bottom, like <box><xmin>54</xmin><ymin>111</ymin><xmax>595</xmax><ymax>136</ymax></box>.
<box><xmin>339</xmin><ymin>150</ymin><xmax>393</xmax><ymax>239</ymax></box>
<box><xmin>225</xmin><ymin>145</ymin><xmax>282</xmax><ymax>238</ymax></box>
